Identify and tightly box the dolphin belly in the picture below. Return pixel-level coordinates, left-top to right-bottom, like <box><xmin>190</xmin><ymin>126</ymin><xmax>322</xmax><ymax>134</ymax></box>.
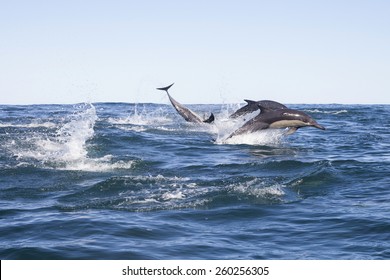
<box><xmin>269</xmin><ymin>120</ymin><xmax>307</xmax><ymax>129</ymax></box>
<box><xmin>168</xmin><ymin>94</ymin><xmax>203</xmax><ymax>123</ymax></box>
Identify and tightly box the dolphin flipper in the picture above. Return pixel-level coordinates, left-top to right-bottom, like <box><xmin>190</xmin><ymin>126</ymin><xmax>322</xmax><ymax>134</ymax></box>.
<box><xmin>285</xmin><ymin>127</ymin><xmax>298</xmax><ymax>135</ymax></box>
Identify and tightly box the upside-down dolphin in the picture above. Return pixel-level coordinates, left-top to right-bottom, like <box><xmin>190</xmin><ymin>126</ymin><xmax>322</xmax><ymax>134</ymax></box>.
<box><xmin>227</xmin><ymin>106</ymin><xmax>325</xmax><ymax>139</ymax></box>
<box><xmin>229</xmin><ymin>99</ymin><xmax>288</xmax><ymax>118</ymax></box>
<box><xmin>157</xmin><ymin>83</ymin><xmax>214</xmax><ymax>124</ymax></box>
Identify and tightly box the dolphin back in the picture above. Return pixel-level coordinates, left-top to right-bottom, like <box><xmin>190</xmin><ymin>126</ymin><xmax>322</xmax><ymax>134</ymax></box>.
<box><xmin>229</xmin><ymin>100</ymin><xmax>259</xmax><ymax>118</ymax></box>
<box><xmin>257</xmin><ymin>100</ymin><xmax>288</xmax><ymax>113</ymax></box>
<box><xmin>230</xmin><ymin>99</ymin><xmax>288</xmax><ymax>119</ymax></box>
<box><xmin>167</xmin><ymin>93</ymin><xmax>204</xmax><ymax>123</ymax></box>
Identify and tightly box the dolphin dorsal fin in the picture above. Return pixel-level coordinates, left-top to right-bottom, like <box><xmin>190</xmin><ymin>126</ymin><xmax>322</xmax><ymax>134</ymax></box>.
<box><xmin>156</xmin><ymin>83</ymin><xmax>175</xmax><ymax>93</ymax></box>
<box><xmin>244</xmin><ymin>99</ymin><xmax>257</xmax><ymax>105</ymax></box>
<box><xmin>257</xmin><ymin>105</ymin><xmax>272</xmax><ymax>114</ymax></box>
<box><xmin>257</xmin><ymin>100</ymin><xmax>288</xmax><ymax>114</ymax></box>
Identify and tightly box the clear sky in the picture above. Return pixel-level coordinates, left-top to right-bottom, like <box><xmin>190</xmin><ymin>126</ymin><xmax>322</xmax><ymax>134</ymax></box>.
<box><xmin>1</xmin><ymin>0</ymin><xmax>389</xmax><ymax>105</ymax></box>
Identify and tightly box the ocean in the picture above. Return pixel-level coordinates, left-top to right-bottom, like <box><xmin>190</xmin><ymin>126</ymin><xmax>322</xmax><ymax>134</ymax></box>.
<box><xmin>0</xmin><ymin>102</ymin><xmax>389</xmax><ymax>259</ymax></box>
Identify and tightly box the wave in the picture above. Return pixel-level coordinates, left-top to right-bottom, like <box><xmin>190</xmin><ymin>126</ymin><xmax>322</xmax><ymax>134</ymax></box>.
<box><xmin>57</xmin><ymin>172</ymin><xmax>304</xmax><ymax>212</ymax></box>
<box><xmin>304</xmin><ymin>109</ymin><xmax>348</xmax><ymax>115</ymax></box>
<box><xmin>0</xmin><ymin>122</ymin><xmax>56</xmax><ymax>128</ymax></box>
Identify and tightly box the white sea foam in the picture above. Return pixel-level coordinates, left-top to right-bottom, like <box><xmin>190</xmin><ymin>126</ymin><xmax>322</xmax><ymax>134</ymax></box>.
<box><xmin>27</xmin><ymin>104</ymin><xmax>97</xmax><ymax>162</ymax></box>
<box><xmin>0</xmin><ymin>122</ymin><xmax>56</xmax><ymax>128</ymax></box>
<box><xmin>108</xmin><ymin>115</ymin><xmax>172</xmax><ymax>126</ymax></box>
<box><xmin>114</xmin><ymin>125</ymin><xmax>147</xmax><ymax>132</ymax></box>
<box><xmin>117</xmin><ymin>175</ymin><xmax>200</xmax><ymax>209</ymax></box>
<box><xmin>118</xmin><ymin>174</ymin><xmax>289</xmax><ymax>211</ymax></box>
<box><xmin>200</xmin><ymin>110</ymin><xmax>286</xmax><ymax>146</ymax></box>
<box><xmin>108</xmin><ymin>106</ymin><xmax>172</xmax><ymax>127</ymax></box>
<box><xmin>161</xmin><ymin>191</ymin><xmax>185</xmax><ymax>200</ymax></box>
<box><xmin>107</xmin><ymin>111</ymin><xmax>173</xmax><ymax>134</ymax></box>
<box><xmin>215</xmin><ymin>128</ymin><xmax>286</xmax><ymax>146</ymax></box>
<box><xmin>58</xmin><ymin>157</ymin><xmax>135</xmax><ymax>172</ymax></box>
<box><xmin>229</xmin><ymin>178</ymin><xmax>286</xmax><ymax>202</ymax></box>
<box><xmin>234</xmin><ymin>183</ymin><xmax>286</xmax><ymax>197</ymax></box>
<box><xmin>305</xmin><ymin>109</ymin><xmax>348</xmax><ymax>115</ymax></box>
<box><xmin>11</xmin><ymin>103</ymin><xmax>135</xmax><ymax>172</ymax></box>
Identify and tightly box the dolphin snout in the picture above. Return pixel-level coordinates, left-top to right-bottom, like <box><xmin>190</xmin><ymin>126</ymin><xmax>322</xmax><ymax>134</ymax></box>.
<box><xmin>312</xmin><ymin>123</ymin><xmax>326</xmax><ymax>130</ymax></box>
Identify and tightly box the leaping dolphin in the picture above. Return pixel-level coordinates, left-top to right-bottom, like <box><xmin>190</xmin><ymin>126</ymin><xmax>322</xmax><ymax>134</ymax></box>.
<box><xmin>157</xmin><ymin>83</ymin><xmax>214</xmax><ymax>124</ymax></box>
<box><xmin>229</xmin><ymin>99</ymin><xmax>288</xmax><ymax>118</ymax></box>
<box><xmin>227</xmin><ymin>107</ymin><xmax>325</xmax><ymax>139</ymax></box>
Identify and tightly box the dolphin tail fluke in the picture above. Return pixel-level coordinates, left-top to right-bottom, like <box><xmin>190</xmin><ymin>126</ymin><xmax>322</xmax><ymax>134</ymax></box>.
<box><xmin>156</xmin><ymin>83</ymin><xmax>175</xmax><ymax>93</ymax></box>
<box><xmin>203</xmin><ymin>113</ymin><xmax>215</xmax><ymax>124</ymax></box>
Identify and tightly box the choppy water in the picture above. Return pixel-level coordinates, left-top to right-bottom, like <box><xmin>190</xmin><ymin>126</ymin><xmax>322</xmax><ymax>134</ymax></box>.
<box><xmin>1</xmin><ymin>102</ymin><xmax>389</xmax><ymax>259</ymax></box>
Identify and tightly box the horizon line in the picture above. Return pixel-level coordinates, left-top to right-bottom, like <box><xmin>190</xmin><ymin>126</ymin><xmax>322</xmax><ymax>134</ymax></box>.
<box><xmin>1</xmin><ymin>101</ymin><xmax>390</xmax><ymax>106</ymax></box>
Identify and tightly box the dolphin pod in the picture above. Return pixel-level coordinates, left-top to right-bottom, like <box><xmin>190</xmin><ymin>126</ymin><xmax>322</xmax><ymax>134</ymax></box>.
<box><xmin>156</xmin><ymin>83</ymin><xmax>325</xmax><ymax>139</ymax></box>
<box><xmin>227</xmin><ymin>108</ymin><xmax>325</xmax><ymax>139</ymax></box>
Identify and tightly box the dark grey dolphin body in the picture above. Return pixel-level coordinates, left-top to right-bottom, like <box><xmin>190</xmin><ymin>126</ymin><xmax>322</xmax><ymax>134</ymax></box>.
<box><xmin>157</xmin><ymin>83</ymin><xmax>214</xmax><ymax>124</ymax></box>
<box><xmin>228</xmin><ymin>107</ymin><xmax>325</xmax><ymax>139</ymax></box>
<box><xmin>229</xmin><ymin>99</ymin><xmax>287</xmax><ymax>118</ymax></box>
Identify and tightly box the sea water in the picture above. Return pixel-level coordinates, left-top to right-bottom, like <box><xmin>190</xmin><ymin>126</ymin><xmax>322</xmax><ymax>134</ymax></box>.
<box><xmin>0</xmin><ymin>102</ymin><xmax>389</xmax><ymax>259</ymax></box>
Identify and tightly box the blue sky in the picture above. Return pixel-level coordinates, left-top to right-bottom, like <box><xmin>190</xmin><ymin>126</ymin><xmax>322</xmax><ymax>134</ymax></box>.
<box><xmin>1</xmin><ymin>0</ymin><xmax>389</xmax><ymax>104</ymax></box>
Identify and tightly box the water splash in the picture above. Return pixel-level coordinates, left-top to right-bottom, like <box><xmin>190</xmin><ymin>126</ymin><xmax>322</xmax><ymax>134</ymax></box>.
<box><xmin>219</xmin><ymin>129</ymin><xmax>286</xmax><ymax>145</ymax></box>
<box><xmin>45</xmin><ymin>103</ymin><xmax>97</xmax><ymax>162</ymax></box>
<box><xmin>211</xmin><ymin>113</ymin><xmax>286</xmax><ymax>145</ymax></box>
<box><xmin>108</xmin><ymin>105</ymin><xmax>172</xmax><ymax>126</ymax></box>
<box><xmin>106</xmin><ymin>103</ymin><xmax>288</xmax><ymax>146</ymax></box>
<box><xmin>11</xmin><ymin>103</ymin><xmax>135</xmax><ymax>171</ymax></box>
